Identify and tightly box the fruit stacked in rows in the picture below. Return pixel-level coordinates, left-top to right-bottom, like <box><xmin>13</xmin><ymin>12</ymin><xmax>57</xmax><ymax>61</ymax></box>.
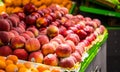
<box><xmin>3</xmin><ymin>0</ymin><xmax>72</xmax><ymax>14</ymax></box>
<box><xmin>0</xmin><ymin>4</ymin><xmax>106</xmax><ymax>68</ymax></box>
<box><xmin>0</xmin><ymin>55</ymin><xmax>61</xmax><ymax>72</ymax></box>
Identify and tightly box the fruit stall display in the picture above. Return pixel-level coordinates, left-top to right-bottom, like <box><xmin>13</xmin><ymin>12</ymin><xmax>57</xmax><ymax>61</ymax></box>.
<box><xmin>0</xmin><ymin>3</ymin><xmax>108</xmax><ymax>72</ymax></box>
<box><xmin>1</xmin><ymin>0</ymin><xmax>75</xmax><ymax>14</ymax></box>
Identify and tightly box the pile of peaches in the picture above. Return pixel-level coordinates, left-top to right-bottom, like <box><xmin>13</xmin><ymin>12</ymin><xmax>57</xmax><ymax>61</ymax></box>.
<box><xmin>0</xmin><ymin>3</ymin><xmax>106</xmax><ymax>69</ymax></box>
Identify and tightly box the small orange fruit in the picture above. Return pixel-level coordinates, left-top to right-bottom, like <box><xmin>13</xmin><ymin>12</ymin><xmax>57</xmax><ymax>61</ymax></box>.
<box><xmin>17</xmin><ymin>63</ymin><xmax>26</xmax><ymax>69</ymax></box>
<box><xmin>24</xmin><ymin>62</ymin><xmax>33</xmax><ymax>69</ymax></box>
<box><xmin>6</xmin><ymin>55</ymin><xmax>18</xmax><ymax>64</ymax></box>
<box><xmin>0</xmin><ymin>60</ymin><xmax>6</xmax><ymax>69</ymax></box>
<box><xmin>0</xmin><ymin>56</ymin><xmax>5</xmax><ymax>62</ymax></box>
<box><xmin>0</xmin><ymin>69</ymin><xmax>5</xmax><ymax>72</ymax></box>
<box><xmin>5</xmin><ymin>64</ymin><xmax>18</xmax><ymax>72</ymax></box>
<box><xmin>5</xmin><ymin>59</ymin><xmax>13</xmax><ymax>65</ymax></box>
<box><xmin>37</xmin><ymin>65</ymin><xmax>49</xmax><ymax>72</ymax></box>
<box><xmin>51</xmin><ymin>68</ymin><xmax>61</xmax><ymax>72</ymax></box>
<box><xmin>18</xmin><ymin>67</ymin><xmax>29</xmax><ymax>72</ymax></box>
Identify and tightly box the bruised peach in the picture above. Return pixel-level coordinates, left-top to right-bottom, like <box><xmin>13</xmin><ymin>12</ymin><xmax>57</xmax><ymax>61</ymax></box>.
<box><xmin>25</xmin><ymin>38</ymin><xmax>40</xmax><ymax>52</ymax></box>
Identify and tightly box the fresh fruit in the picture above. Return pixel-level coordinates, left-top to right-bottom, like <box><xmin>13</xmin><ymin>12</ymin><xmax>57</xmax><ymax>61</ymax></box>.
<box><xmin>71</xmin><ymin>51</ymin><xmax>82</xmax><ymax>62</ymax></box>
<box><xmin>13</xmin><ymin>49</ymin><xmax>28</xmax><ymax>60</ymax></box>
<box><xmin>28</xmin><ymin>51</ymin><xmax>43</xmax><ymax>63</ymax></box>
<box><xmin>42</xmin><ymin>43</ymin><xmax>56</xmax><ymax>55</ymax></box>
<box><xmin>56</xmin><ymin>43</ymin><xmax>72</xmax><ymax>57</ymax></box>
<box><xmin>0</xmin><ymin>46</ymin><xmax>12</xmax><ymax>56</ymax></box>
<box><xmin>11</xmin><ymin>36</ymin><xmax>26</xmax><ymax>49</ymax></box>
<box><xmin>43</xmin><ymin>54</ymin><xmax>58</xmax><ymax>66</ymax></box>
<box><xmin>6</xmin><ymin>55</ymin><xmax>18</xmax><ymax>64</ymax></box>
<box><xmin>66</xmin><ymin>33</ymin><xmax>80</xmax><ymax>45</ymax></box>
<box><xmin>36</xmin><ymin>17</ymin><xmax>48</xmax><ymax>28</ymax></box>
<box><xmin>25</xmin><ymin>38</ymin><xmax>41</xmax><ymax>52</ymax></box>
<box><xmin>27</xmin><ymin>27</ymin><xmax>39</xmax><ymax>37</ymax></box>
<box><xmin>37</xmin><ymin>34</ymin><xmax>49</xmax><ymax>46</ymax></box>
<box><xmin>59</xmin><ymin>56</ymin><xmax>75</xmax><ymax>68</ymax></box>
<box><xmin>0</xmin><ymin>19</ymin><xmax>10</xmax><ymax>31</ymax></box>
<box><xmin>24</xmin><ymin>31</ymin><xmax>35</xmax><ymax>38</ymax></box>
<box><xmin>37</xmin><ymin>65</ymin><xmax>49</xmax><ymax>72</ymax></box>
<box><xmin>47</xmin><ymin>25</ymin><xmax>59</xmax><ymax>38</ymax></box>
<box><xmin>0</xmin><ymin>60</ymin><xmax>6</xmax><ymax>69</ymax></box>
<box><xmin>5</xmin><ymin>64</ymin><xmax>18</xmax><ymax>72</ymax></box>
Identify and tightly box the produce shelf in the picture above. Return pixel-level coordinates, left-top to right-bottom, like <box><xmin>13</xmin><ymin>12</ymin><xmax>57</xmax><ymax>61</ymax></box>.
<box><xmin>79</xmin><ymin>30</ymin><xmax>108</xmax><ymax>72</ymax></box>
<box><xmin>79</xmin><ymin>6</ymin><xmax>120</xmax><ymax>18</ymax></box>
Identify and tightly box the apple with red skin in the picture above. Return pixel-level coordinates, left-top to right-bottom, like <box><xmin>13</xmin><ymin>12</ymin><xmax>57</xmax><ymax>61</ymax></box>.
<box><xmin>37</xmin><ymin>34</ymin><xmax>49</xmax><ymax>46</ymax></box>
<box><xmin>56</xmin><ymin>43</ymin><xmax>72</xmax><ymax>58</ymax></box>
<box><xmin>13</xmin><ymin>48</ymin><xmax>28</xmax><ymax>60</ymax></box>
<box><xmin>59</xmin><ymin>56</ymin><xmax>75</xmax><ymax>68</ymax></box>
<box><xmin>66</xmin><ymin>33</ymin><xmax>80</xmax><ymax>45</ymax></box>
<box><xmin>43</xmin><ymin>54</ymin><xmax>58</xmax><ymax>66</ymax></box>
<box><xmin>0</xmin><ymin>46</ymin><xmax>12</xmax><ymax>56</ymax></box>
<box><xmin>28</xmin><ymin>51</ymin><xmax>44</xmax><ymax>63</ymax></box>
<box><xmin>41</xmin><ymin>43</ymin><xmax>56</xmax><ymax>56</ymax></box>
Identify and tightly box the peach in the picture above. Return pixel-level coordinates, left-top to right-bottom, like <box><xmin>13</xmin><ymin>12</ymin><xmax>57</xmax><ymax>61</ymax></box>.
<box><xmin>41</xmin><ymin>43</ymin><xmax>56</xmax><ymax>56</ymax></box>
<box><xmin>18</xmin><ymin>21</ymin><xmax>26</xmax><ymax>30</ymax></box>
<box><xmin>50</xmin><ymin>38</ymin><xmax>63</xmax><ymax>44</ymax></box>
<box><xmin>66</xmin><ymin>33</ymin><xmax>80</xmax><ymax>45</ymax></box>
<box><xmin>13</xmin><ymin>49</ymin><xmax>28</xmax><ymax>60</ymax></box>
<box><xmin>47</xmin><ymin>25</ymin><xmax>59</xmax><ymax>38</ymax></box>
<box><xmin>0</xmin><ymin>31</ymin><xmax>10</xmax><ymax>46</ymax></box>
<box><xmin>71</xmin><ymin>51</ymin><xmax>82</xmax><ymax>62</ymax></box>
<box><xmin>54</xmin><ymin>34</ymin><xmax>65</xmax><ymax>43</ymax></box>
<box><xmin>25</xmin><ymin>15</ymin><xmax>37</xmax><ymax>25</ymax></box>
<box><xmin>11</xmin><ymin>27</ymin><xmax>25</xmax><ymax>34</ymax></box>
<box><xmin>28</xmin><ymin>51</ymin><xmax>43</xmax><ymax>63</ymax></box>
<box><xmin>15</xmin><ymin>12</ymin><xmax>26</xmax><ymax>20</ymax></box>
<box><xmin>10</xmin><ymin>30</ymin><xmax>19</xmax><ymax>36</ymax></box>
<box><xmin>27</xmin><ymin>27</ymin><xmax>39</xmax><ymax>37</ymax></box>
<box><xmin>8</xmin><ymin>32</ymin><xmax>15</xmax><ymax>40</ymax></box>
<box><xmin>25</xmin><ymin>38</ymin><xmax>41</xmax><ymax>52</ymax></box>
<box><xmin>20</xmin><ymin>33</ymin><xmax>31</xmax><ymax>40</ymax></box>
<box><xmin>0</xmin><ymin>46</ymin><xmax>12</xmax><ymax>56</ymax></box>
<box><xmin>43</xmin><ymin>54</ymin><xmax>58</xmax><ymax>66</ymax></box>
<box><xmin>11</xmin><ymin>36</ymin><xmax>26</xmax><ymax>49</ymax></box>
<box><xmin>0</xmin><ymin>19</ymin><xmax>10</xmax><ymax>31</ymax></box>
<box><xmin>56</xmin><ymin>44</ymin><xmax>72</xmax><ymax>58</ymax></box>
<box><xmin>39</xmin><ymin>28</ymin><xmax>47</xmax><ymax>35</ymax></box>
<box><xmin>37</xmin><ymin>35</ymin><xmax>49</xmax><ymax>46</ymax></box>
<box><xmin>36</xmin><ymin>17</ymin><xmax>48</xmax><ymax>28</ymax></box>
<box><xmin>59</xmin><ymin>56</ymin><xmax>75</xmax><ymax>68</ymax></box>
<box><xmin>24</xmin><ymin>31</ymin><xmax>35</xmax><ymax>38</ymax></box>
<box><xmin>65</xmin><ymin>40</ymin><xmax>76</xmax><ymax>53</ymax></box>
<box><xmin>50</xmin><ymin>41</ymin><xmax>59</xmax><ymax>48</ymax></box>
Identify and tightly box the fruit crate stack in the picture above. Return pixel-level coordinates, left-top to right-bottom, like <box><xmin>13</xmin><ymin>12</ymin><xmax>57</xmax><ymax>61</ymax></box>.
<box><xmin>0</xmin><ymin>2</ymin><xmax>108</xmax><ymax>72</ymax></box>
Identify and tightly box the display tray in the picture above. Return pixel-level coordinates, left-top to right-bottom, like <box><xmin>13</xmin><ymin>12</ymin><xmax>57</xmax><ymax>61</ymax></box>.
<box><xmin>79</xmin><ymin>30</ymin><xmax>108</xmax><ymax>72</ymax></box>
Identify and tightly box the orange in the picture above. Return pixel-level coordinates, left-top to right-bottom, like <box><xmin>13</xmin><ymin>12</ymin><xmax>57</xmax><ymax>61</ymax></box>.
<box><xmin>24</xmin><ymin>62</ymin><xmax>33</xmax><ymax>69</ymax></box>
<box><xmin>51</xmin><ymin>68</ymin><xmax>61</xmax><ymax>72</ymax></box>
<box><xmin>18</xmin><ymin>67</ymin><xmax>29</xmax><ymax>72</ymax></box>
<box><xmin>17</xmin><ymin>63</ymin><xmax>26</xmax><ymax>69</ymax></box>
<box><xmin>37</xmin><ymin>65</ymin><xmax>49</xmax><ymax>72</ymax></box>
<box><xmin>5</xmin><ymin>59</ymin><xmax>13</xmax><ymax>65</ymax></box>
<box><xmin>0</xmin><ymin>69</ymin><xmax>5</xmax><ymax>72</ymax></box>
<box><xmin>5</xmin><ymin>64</ymin><xmax>18</xmax><ymax>72</ymax></box>
<box><xmin>0</xmin><ymin>60</ymin><xmax>6</xmax><ymax>69</ymax></box>
<box><xmin>0</xmin><ymin>56</ymin><xmax>6</xmax><ymax>62</ymax></box>
<box><xmin>6</xmin><ymin>55</ymin><xmax>18</xmax><ymax>64</ymax></box>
